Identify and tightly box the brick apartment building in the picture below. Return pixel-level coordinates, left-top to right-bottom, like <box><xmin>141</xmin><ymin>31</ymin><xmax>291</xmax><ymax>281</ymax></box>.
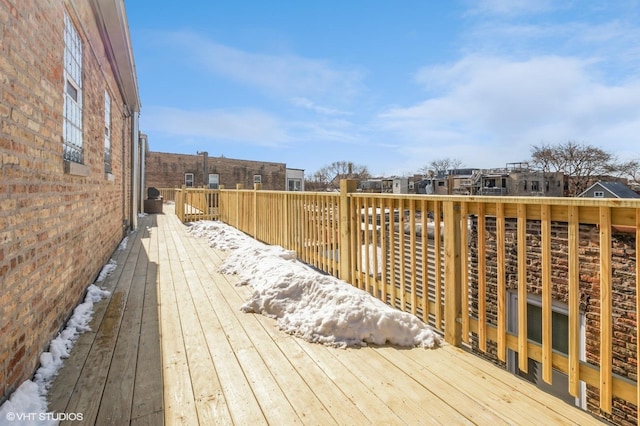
<box><xmin>145</xmin><ymin>151</ymin><xmax>290</xmax><ymax>191</ymax></box>
<box><xmin>0</xmin><ymin>0</ymin><xmax>143</xmax><ymax>403</ymax></box>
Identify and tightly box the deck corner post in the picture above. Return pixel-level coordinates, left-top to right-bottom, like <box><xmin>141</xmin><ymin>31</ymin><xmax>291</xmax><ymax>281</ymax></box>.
<box><xmin>339</xmin><ymin>179</ymin><xmax>357</xmax><ymax>283</ymax></box>
<box><xmin>444</xmin><ymin>200</ymin><xmax>462</xmax><ymax>346</ymax></box>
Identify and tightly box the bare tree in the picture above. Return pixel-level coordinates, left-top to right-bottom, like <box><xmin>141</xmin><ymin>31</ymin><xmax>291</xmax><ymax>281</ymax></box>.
<box><xmin>618</xmin><ymin>159</ymin><xmax>640</xmax><ymax>189</ymax></box>
<box><xmin>530</xmin><ymin>141</ymin><xmax>626</xmax><ymax>196</ymax></box>
<box><xmin>305</xmin><ymin>161</ymin><xmax>371</xmax><ymax>191</ymax></box>
<box><xmin>418</xmin><ymin>158</ymin><xmax>463</xmax><ymax>177</ymax></box>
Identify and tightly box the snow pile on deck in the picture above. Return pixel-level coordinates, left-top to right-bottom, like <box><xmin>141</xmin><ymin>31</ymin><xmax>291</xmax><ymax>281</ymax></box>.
<box><xmin>188</xmin><ymin>221</ymin><xmax>440</xmax><ymax>349</ymax></box>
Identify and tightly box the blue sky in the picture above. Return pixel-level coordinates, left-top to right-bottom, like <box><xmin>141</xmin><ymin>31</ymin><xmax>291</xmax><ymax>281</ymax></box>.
<box><xmin>126</xmin><ymin>0</ymin><xmax>640</xmax><ymax>177</ymax></box>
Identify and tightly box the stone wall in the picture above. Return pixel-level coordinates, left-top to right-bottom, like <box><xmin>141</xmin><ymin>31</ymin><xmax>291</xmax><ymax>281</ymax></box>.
<box><xmin>0</xmin><ymin>0</ymin><xmax>133</xmax><ymax>402</ymax></box>
<box><xmin>468</xmin><ymin>216</ymin><xmax>637</xmax><ymax>424</ymax></box>
<box><xmin>145</xmin><ymin>151</ymin><xmax>287</xmax><ymax>191</ymax></box>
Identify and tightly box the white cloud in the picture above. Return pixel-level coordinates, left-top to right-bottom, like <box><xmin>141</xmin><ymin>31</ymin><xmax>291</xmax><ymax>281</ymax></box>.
<box><xmin>167</xmin><ymin>31</ymin><xmax>364</xmax><ymax>100</ymax></box>
<box><xmin>467</xmin><ymin>0</ymin><xmax>557</xmax><ymax>17</ymax></box>
<box><xmin>290</xmin><ymin>97</ymin><xmax>350</xmax><ymax>116</ymax></box>
<box><xmin>142</xmin><ymin>106</ymin><xmax>291</xmax><ymax>146</ymax></box>
<box><xmin>380</xmin><ymin>55</ymin><xmax>640</xmax><ymax>168</ymax></box>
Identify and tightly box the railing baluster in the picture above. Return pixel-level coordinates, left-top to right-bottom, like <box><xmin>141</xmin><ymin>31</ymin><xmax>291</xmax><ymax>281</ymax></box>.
<box><xmin>599</xmin><ymin>206</ymin><xmax>612</xmax><ymax>413</ymax></box>
<box><xmin>517</xmin><ymin>203</ymin><xmax>528</xmax><ymax>373</ymax></box>
<box><xmin>541</xmin><ymin>204</ymin><xmax>552</xmax><ymax>385</ymax></box>
<box><xmin>568</xmin><ymin>205</ymin><xmax>580</xmax><ymax>397</ymax></box>
<box><xmin>434</xmin><ymin>201</ymin><xmax>442</xmax><ymax>328</ymax></box>
<box><xmin>497</xmin><ymin>202</ymin><xmax>506</xmax><ymax>362</ymax></box>
<box><xmin>460</xmin><ymin>201</ymin><xmax>469</xmax><ymax>343</ymax></box>
<box><xmin>477</xmin><ymin>202</ymin><xmax>487</xmax><ymax>352</ymax></box>
<box><xmin>421</xmin><ymin>198</ymin><xmax>429</xmax><ymax>325</ymax></box>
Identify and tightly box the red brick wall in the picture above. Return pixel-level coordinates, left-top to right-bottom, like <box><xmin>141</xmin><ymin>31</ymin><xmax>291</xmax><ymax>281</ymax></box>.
<box><xmin>0</xmin><ymin>0</ymin><xmax>133</xmax><ymax>402</ymax></box>
<box><xmin>468</xmin><ymin>217</ymin><xmax>637</xmax><ymax>424</ymax></box>
<box><xmin>145</xmin><ymin>151</ymin><xmax>287</xmax><ymax>191</ymax></box>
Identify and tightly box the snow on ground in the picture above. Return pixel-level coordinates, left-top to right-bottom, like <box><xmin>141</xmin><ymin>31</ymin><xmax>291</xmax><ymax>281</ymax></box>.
<box><xmin>188</xmin><ymin>221</ymin><xmax>440</xmax><ymax>349</ymax></box>
<box><xmin>0</xmin><ymin>240</ymin><xmax>123</xmax><ymax>425</ymax></box>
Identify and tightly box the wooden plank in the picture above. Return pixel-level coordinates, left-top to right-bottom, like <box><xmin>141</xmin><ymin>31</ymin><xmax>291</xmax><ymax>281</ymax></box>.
<box><xmin>421</xmin><ymin>199</ymin><xmax>429</xmax><ymax>324</ymax></box>
<box><xmin>130</xmin><ymin>411</ymin><xmax>164</xmax><ymax>426</ymax></box>
<box><xmin>156</xmin><ymin>216</ymin><xmax>199</xmax><ymax>426</ymax></box>
<box><xmin>409</xmin><ymin>199</ymin><xmax>417</xmax><ymax>315</ymax></box>
<box><xmin>460</xmin><ymin>201</ymin><xmax>469</xmax><ymax>343</ymax></box>
<box><xmin>599</xmin><ymin>206</ymin><xmax>612</xmax><ymax>413</ymax></box>
<box><xmin>568</xmin><ymin>205</ymin><xmax>580</xmax><ymax>397</ymax></box>
<box><xmin>389</xmin><ymin>197</ymin><xmax>397</xmax><ymax>308</ymax></box>
<box><xmin>376</xmin><ymin>346</ymin><xmax>512</xmax><ymax>425</ymax></box>
<box><xmin>165</xmin><ymin>216</ymin><xmax>264</xmax><ymax>425</ymax></box>
<box><xmin>61</xmin><ymin>224</ymin><xmax>144</xmax><ymax>423</ymax></box>
<box><xmin>399</xmin><ymin>198</ymin><xmax>406</xmax><ymax>309</ymax></box>
<box><xmin>428</xmin><ymin>346</ymin><xmax>602</xmax><ymax>425</ymax></box>
<box><xmin>175</xmin><ymin>227</ymin><xmax>313</xmax><ymax>424</ymax></box>
<box><xmin>477</xmin><ymin>202</ymin><xmax>487</xmax><ymax>352</ymax></box>
<box><xmin>46</xmin><ymin>227</ymin><xmax>133</xmax><ymax>415</ymax></box>
<box><xmin>164</xmin><ymin>227</ymin><xmax>234</xmax><ymax>425</ymax></box>
<box><xmin>541</xmin><ymin>204</ymin><xmax>552</xmax><ymax>384</ymax></box>
<box><xmin>380</xmin><ymin>198</ymin><xmax>389</xmax><ymax>304</ymax></box>
<box><xmin>444</xmin><ymin>201</ymin><xmax>462</xmax><ymax>346</ymax></box>
<box><xmin>434</xmin><ymin>201</ymin><xmax>442</xmax><ymax>328</ymax></box>
<box><xmin>372</xmin><ymin>197</ymin><xmax>380</xmax><ymax>298</ymax></box>
<box><xmin>496</xmin><ymin>202</ymin><xmax>506</xmax><ymax>362</ymax></box>
<box><xmin>517</xmin><ymin>203</ymin><xmax>528</xmax><ymax>372</ymax></box>
<box><xmin>337</xmin><ymin>346</ymin><xmax>470</xmax><ymax>424</ymax></box>
<box><xmin>95</xmin><ymin>246</ymin><xmax>147</xmax><ymax>425</ymax></box>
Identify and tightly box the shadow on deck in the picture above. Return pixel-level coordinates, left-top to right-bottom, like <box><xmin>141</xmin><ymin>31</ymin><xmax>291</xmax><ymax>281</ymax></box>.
<box><xmin>47</xmin><ymin>205</ymin><xmax>603</xmax><ymax>425</ymax></box>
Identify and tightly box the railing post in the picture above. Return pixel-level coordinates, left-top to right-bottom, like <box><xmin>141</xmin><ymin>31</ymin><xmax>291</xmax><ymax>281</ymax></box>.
<box><xmin>236</xmin><ymin>183</ymin><xmax>243</xmax><ymax>230</ymax></box>
<box><xmin>253</xmin><ymin>183</ymin><xmax>262</xmax><ymax>238</ymax></box>
<box><xmin>444</xmin><ymin>200</ymin><xmax>462</xmax><ymax>346</ymax></box>
<box><xmin>339</xmin><ymin>179</ymin><xmax>357</xmax><ymax>282</ymax></box>
<box><xmin>283</xmin><ymin>191</ymin><xmax>290</xmax><ymax>249</ymax></box>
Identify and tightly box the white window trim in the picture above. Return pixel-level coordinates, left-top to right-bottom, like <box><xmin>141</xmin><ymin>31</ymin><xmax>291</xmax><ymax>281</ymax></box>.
<box><xmin>253</xmin><ymin>174</ymin><xmax>262</xmax><ymax>184</ymax></box>
<box><xmin>185</xmin><ymin>173</ymin><xmax>194</xmax><ymax>187</ymax></box>
<box><xmin>208</xmin><ymin>173</ymin><xmax>219</xmax><ymax>189</ymax></box>
<box><xmin>593</xmin><ymin>191</ymin><xmax>605</xmax><ymax>198</ymax></box>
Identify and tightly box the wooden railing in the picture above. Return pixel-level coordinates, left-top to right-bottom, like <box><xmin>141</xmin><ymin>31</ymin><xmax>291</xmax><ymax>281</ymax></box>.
<box><xmin>177</xmin><ymin>180</ymin><xmax>640</xmax><ymax>421</ymax></box>
<box><xmin>157</xmin><ymin>187</ymin><xmax>177</xmax><ymax>202</ymax></box>
<box><xmin>175</xmin><ymin>186</ymin><xmax>220</xmax><ymax>222</ymax></box>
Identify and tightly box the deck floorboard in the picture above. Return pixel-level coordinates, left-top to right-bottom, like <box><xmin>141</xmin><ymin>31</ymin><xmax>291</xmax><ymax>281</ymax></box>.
<box><xmin>46</xmin><ymin>205</ymin><xmax>603</xmax><ymax>425</ymax></box>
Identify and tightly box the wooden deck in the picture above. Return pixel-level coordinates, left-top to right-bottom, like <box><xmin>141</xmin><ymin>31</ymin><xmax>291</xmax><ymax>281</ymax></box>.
<box><xmin>47</xmin><ymin>205</ymin><xmax>604</xmax><ymax>425</ymax></box>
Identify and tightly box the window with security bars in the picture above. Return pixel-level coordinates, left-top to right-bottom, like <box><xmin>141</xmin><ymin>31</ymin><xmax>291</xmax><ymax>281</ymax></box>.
<box><xmin>63</xmin><ymin>13</ymin><xmax>83</xmax><ymax>163</ymax></box>
<box><xmin>104</xmin><ymin>91</ymin><xmax>111</xmax><ymax>173</ymax></box>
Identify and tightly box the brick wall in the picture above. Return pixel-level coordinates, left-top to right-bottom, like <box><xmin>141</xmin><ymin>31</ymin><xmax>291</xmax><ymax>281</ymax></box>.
<box><xmin>0</xmin><ymin>0</ymin><xmax>133</xmax><ymax>402</ymax></box>
<box><xmin>468</xmin><ymin>217</ymin><xmax>637</xmax><ymax>424</ymax></box>
<box><xmin>145</xmin><ymin>151</ymin><xmax>287</xmax><ymax>191</ymax></box>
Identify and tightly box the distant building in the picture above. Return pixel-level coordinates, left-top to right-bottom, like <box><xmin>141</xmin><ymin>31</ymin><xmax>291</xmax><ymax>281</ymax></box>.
<box><xmin>416</xmin><ymin>163</ymin><xmax>565</xmax><ymax>197</ymax></box>
<box><xmin>578</xmin><ymin>181</ymin><xmax>640</xmax><ymax>199</ymax></box>
<box><xmin>286</xmin><ymin>168</ymin><xmax>305</xmax><ymax>191</ymax></box>
<box><xmin>145</xmin><ymin>151</ymin><xmax>302</xmax><ymax>191</ymax></box>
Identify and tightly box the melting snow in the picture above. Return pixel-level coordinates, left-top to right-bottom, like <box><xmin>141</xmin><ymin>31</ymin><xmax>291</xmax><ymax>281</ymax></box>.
<box><xmin>188</xmin><ymin>221</ymin><xmax>440</xmax><ymax>349</ymax></box>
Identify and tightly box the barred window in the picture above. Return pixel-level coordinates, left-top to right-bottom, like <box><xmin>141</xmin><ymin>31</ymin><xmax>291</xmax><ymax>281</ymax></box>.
<box><xmin>104</xmin><ymin>91</ymin><xmax>111</xmax><ymax>173</ymax></box>
<box><xmin>63</xmin><ymin>13</ymin><xmax>83</xmax><ymax>163</ymax></box>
